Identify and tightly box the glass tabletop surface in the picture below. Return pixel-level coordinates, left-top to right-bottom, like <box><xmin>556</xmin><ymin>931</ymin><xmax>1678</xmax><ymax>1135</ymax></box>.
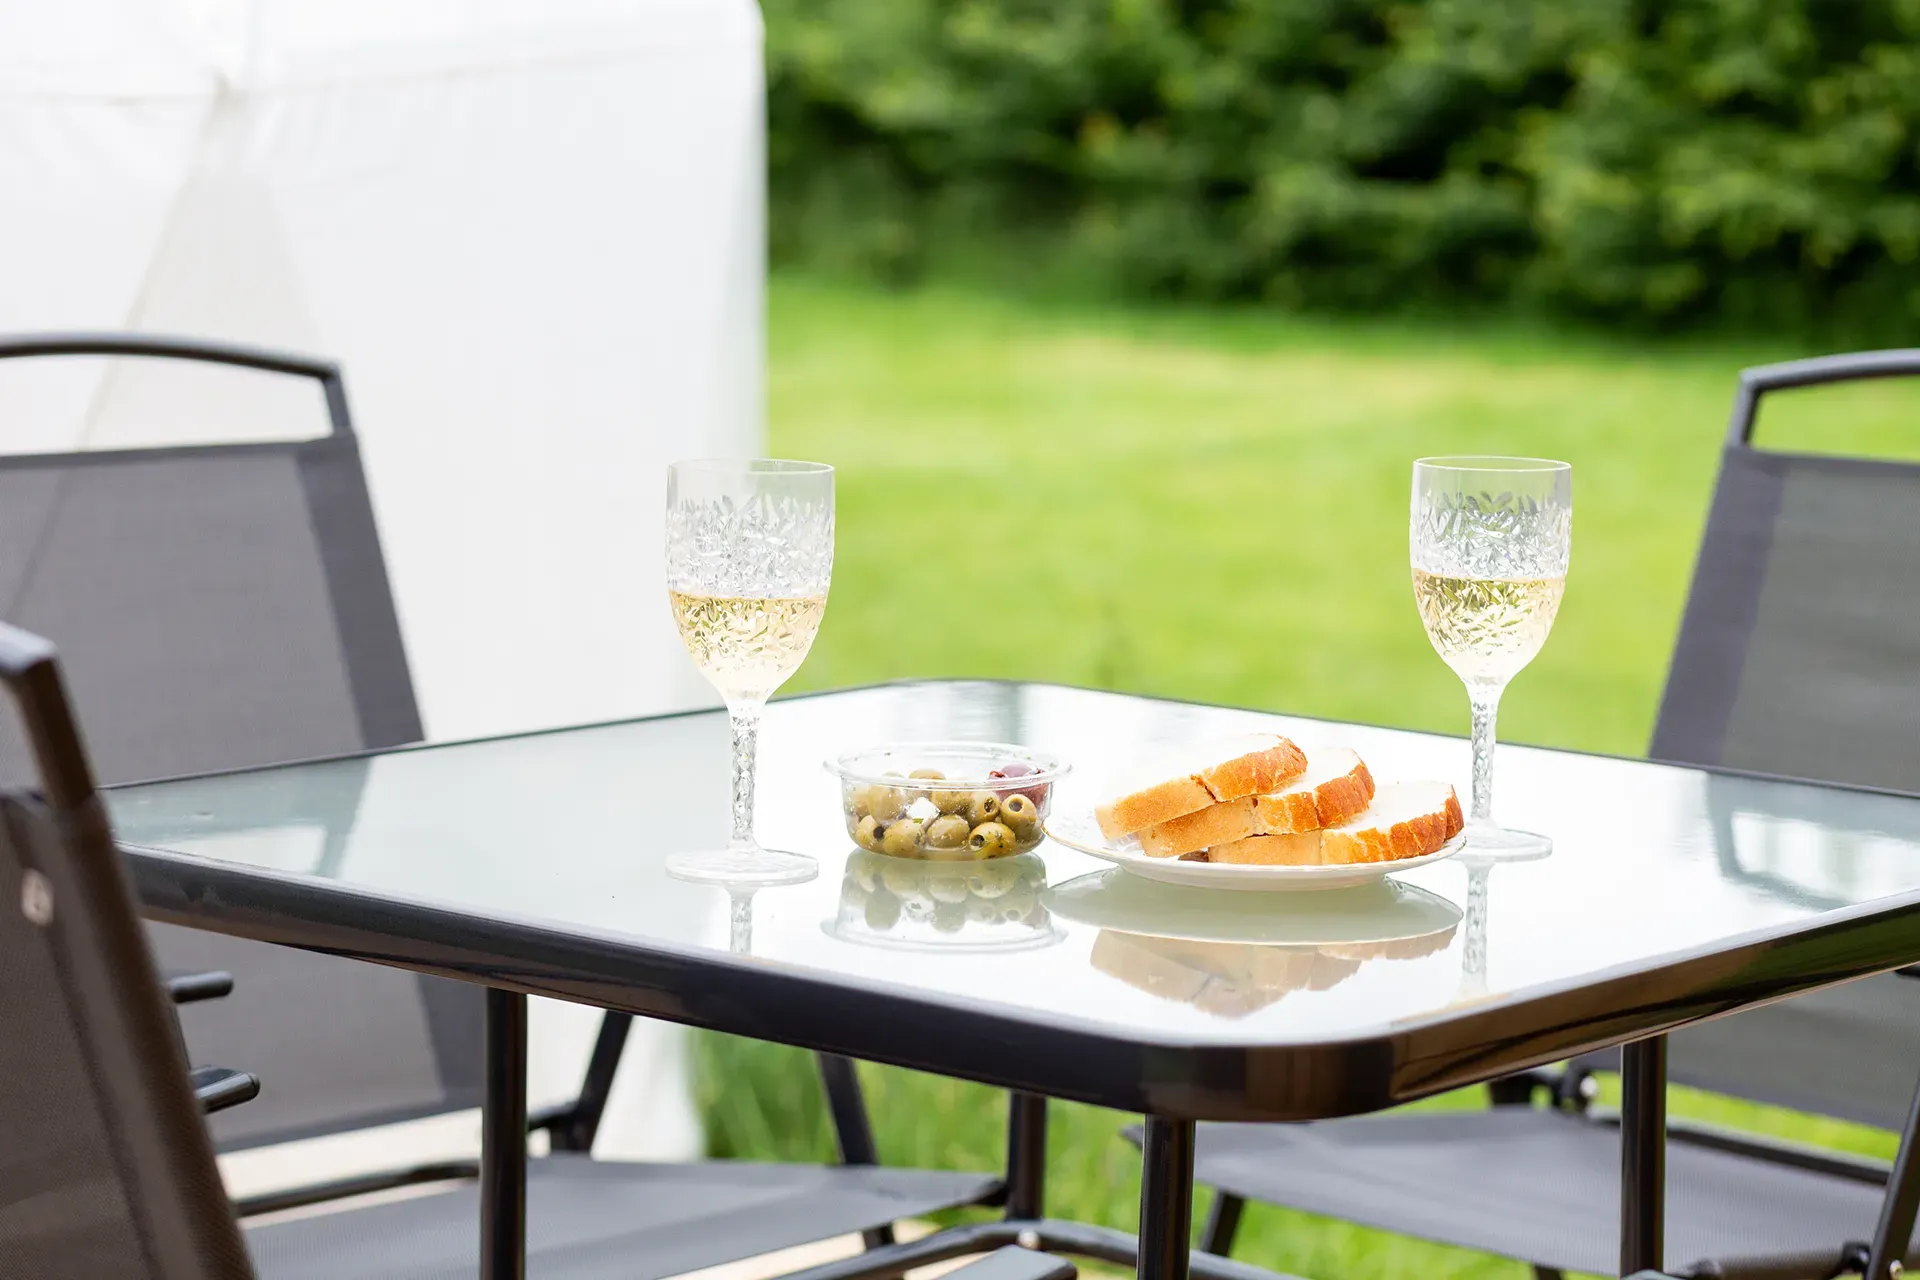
<box><xmin>108</xmin><ymin>681</ymin><xmax>1920</xmax><ymax>1048</ymax></box>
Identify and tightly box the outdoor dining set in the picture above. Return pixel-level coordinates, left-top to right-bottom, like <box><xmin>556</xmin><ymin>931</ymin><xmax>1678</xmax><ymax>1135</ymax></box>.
<box><xmin>6</xmin><ymin>332</ymin><xmax>1920</xmax><ymax>1280</ymax></box>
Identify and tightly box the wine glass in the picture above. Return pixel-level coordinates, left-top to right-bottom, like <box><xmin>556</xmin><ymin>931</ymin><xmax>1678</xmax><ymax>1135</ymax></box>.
<box><xmin>665</xmin><ymin>459</ymin><xmax>833</xmax><ymax>887</ymax></box>
<box><xmin>1411</xmin><ymin>457</ymin><xmax>1571</xmax><ymax>857</ymax></box>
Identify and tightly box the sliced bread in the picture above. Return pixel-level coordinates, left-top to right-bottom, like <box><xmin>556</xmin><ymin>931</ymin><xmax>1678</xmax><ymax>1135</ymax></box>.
<box><xmin>1208</xmin><ymin>780</ymin><xmax>1463</xmax><ymax>867</ymax></box>
<box><xmin>1251</xmin><ymin>747</ymin><xmax>1376</xmax><ymax>835</ymax></box>
<box><xmin>1137</xmin><ymin>796</ymin><xmax>1258</xmax><ymax>859</ymax></box>
<box><xmin>1137</xmin><ymin>745</ymin><xmax>1375</xmax><ymax>858</ymax></box>
<box><xmin>1206</xmin><ymin>830</ymin><xmax>1325</xmax><ymax>866</ymax></box>
<box><xmin>1094</xmin><ymin>733</ymin><xmax>1308</xmax><ymax>840</ymax></box>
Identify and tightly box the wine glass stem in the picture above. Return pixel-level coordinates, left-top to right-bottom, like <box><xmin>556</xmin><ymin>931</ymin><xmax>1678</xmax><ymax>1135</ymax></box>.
<box><xmin>1468</xmin><ymin>683</ymin><xmax>1503</xmax><ymax>824</ymax></box>
<box><xmin>727</xmin><ymin>699</ymin><xmax>764</xmax><ymax>851</ymax></box>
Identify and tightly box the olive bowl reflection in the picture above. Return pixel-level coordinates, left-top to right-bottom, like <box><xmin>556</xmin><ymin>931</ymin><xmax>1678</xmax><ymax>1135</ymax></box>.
<box><xmin>826</xmin><ymin>850</ymin><xmax>1063</xmax><ymax>953</ymax></box>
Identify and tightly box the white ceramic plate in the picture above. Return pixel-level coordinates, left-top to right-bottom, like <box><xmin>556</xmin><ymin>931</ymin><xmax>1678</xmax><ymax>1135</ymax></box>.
<box><xmin>1042</xmin><ymin>808</ymin><xmax>1465</xmax><ymax>891</ymax></box>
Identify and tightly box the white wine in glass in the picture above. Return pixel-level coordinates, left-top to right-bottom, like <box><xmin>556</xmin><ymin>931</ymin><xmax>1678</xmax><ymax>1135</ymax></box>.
<box><xmin>665</xmin><ymin>460</ymin><xmax>833</xmax><ymax>887</ymax></box>
<box><xmin>1411</xmin><ymin>457</ymin><xmax>1571</xmax><ymax>857</ymax></box>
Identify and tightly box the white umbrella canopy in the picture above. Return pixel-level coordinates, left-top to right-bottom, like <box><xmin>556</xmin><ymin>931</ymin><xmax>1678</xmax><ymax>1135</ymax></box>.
<box><xmin>0</xmin><ymin>0</ymin><xmax>765</xmax><ymax>1171</ymax></box>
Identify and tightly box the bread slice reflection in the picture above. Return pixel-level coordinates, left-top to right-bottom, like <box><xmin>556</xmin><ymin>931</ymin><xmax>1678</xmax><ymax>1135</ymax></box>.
<box><xmin>1090</xmin><ymin>925</ymin><xmax>1456</xmax><ymax>1018</ymax></box>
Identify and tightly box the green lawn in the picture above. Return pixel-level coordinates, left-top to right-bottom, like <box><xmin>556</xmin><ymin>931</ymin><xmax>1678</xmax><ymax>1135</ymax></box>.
<box><xmin>696</xmin><ymin>274</ymin><xmax>1920</xmax><ymax>1279</ymax></box>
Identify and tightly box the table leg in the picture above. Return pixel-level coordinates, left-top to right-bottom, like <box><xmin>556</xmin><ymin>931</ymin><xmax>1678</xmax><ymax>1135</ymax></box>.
<box><xmin>1619</xmin><ymin>1035</ymin><xmax>1666</xmax><ymax>1277</ymax></box>
<box><xmin>1138</xmin><ymin>1118</ymin><xmax>1195</xmax><ymax>1280</ymax></box>
<box><xmin>1005</xmin><ymin>1093</ymin><xmax>1048</xmax><ymax>1221</ymax></box>
<box><xmin>482</xmin><ymin>988</ymin><xmax>528</xmax><ymax>1280</ymax></box>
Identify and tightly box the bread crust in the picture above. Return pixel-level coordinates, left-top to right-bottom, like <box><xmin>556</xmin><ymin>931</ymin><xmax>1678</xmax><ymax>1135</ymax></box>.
<box><xmin>1252</xmin><ymin>752</ymin><xmax>1376</xmax><ymax>835</ymax></box>
<box><xmin>1095</xmin><ymin>734</ymin><xmax>1307</xmax><ymax>840</ymax></box>
<box><xmin>1321</xmin><ymin>784</ymin><xmax>1464</xmax><ymax>865</ymax></box>
<box><xmin>1141</xmin><ymin>747</ymin><xmax>1375</xmax><ymax>856</ymax></box>
<box><xmin>1209</xmin><ymin>781</ymin><xmax>1462</xmax><ymax>866</ymax></box>
<box><xmin>1196</xmin><ymin>738</ymin><xmax>1308</xmax><ymax>803</ymax></box>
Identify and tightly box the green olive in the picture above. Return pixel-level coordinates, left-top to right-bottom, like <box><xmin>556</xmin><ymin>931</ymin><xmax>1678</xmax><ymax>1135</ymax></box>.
<box><xmin>909</xmin><ymin>767</ymin><xmax>946</xmax><ymax>781</ymax></box>
<box><xmin>851</xmin><ymin>855</ymin><xmax>880</xmax><ymax>891</ymax></box>
<box><xmin>966</xmin><ymin>896</ymin><xmax>998</xmax><ymax>924</ymax></box>
<box><xmin>867</xmin><ymin>786</ymin><xmax>908</xmax><ymax>822</ymax></box>
<box><xmin>966</xmin><ymin>791</ymin><xmax>1001</xmax><ymax>826</ymax></box>
<box><xmin>854</xmin><ymin>815</ymin><xmax>884</xmax><ymax>852</ymax></box>
<box><xmin>933</xmin><ymin>789</ymin><xmax>972</xmax><ymax>815</ymax></box>
<box><xmin>999</xmin><ymin>793</ymin><xmax>1038</xmax><ymax>831</ymax></box>
<box><xmin>881</xmin><ymin>819</ymin><xmax>926</xmax><ymax>857</ymax></box>
<box><xmin>847</xmin><ymin>785</ymin><xmax>874</xmax><ymax>820</ymax></box>
<box><xmin>969</xmin><ymin>821</ymin><xmax>1017</xmax><ymax>858</ymax></box>
<box><xmin>932</xmin><ymin>901</ymin><xmax>967</xmax><ymax>933</ymax></box>
<box><xmin>923</xmin><ymin>814</ymin><xmax>971</xmax><ymax>850</ymax></box>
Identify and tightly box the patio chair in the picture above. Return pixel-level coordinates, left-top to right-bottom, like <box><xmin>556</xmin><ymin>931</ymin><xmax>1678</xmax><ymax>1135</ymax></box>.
<box><xmin>0</xmin><ymin>332</ymin><xmax>436</xmax><ymax>1152</ymax></box>
<box><xmin>0</xmin><ymin>334</ymin><xmax>998</xmax><ymax>1269</ymax></box>
<box><xmin>1172</xmin><ymin>350</ymin><xmax>1920</xmax><ymax>1280</ymax></box>
<box><xmin>0</xmin><ymin>621</ymin><xmax>1075</xmax><ymax>1280</ymax></box>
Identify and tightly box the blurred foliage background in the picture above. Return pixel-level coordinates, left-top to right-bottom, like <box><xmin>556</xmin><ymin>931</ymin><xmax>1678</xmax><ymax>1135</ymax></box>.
<box><xmin>766</xmin><ymin>0</ymin><xmax>1920</xmax><ymax>339</ymax></box>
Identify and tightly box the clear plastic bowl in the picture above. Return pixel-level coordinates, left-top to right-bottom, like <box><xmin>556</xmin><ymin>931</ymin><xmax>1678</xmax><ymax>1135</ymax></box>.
<box><xmin>824</xmin><ymin>741</ymin><xmax>1070</xmax><ymax>860</ymax></box>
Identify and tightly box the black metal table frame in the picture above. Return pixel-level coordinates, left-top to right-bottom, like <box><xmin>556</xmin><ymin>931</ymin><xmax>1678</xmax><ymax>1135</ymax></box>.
<box><xmin>469</xmin><ymin>993</ymin><xmax>1669</xmax><ymax>1280</ymax></box>
<box><xmin>478</xmin><ymin>1015</ymin><xmax>1920</xmax><ymax>1280</ymax></box>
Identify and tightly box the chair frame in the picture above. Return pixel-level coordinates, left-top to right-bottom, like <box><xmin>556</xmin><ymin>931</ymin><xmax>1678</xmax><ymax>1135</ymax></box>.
<box><xmin>0</xmin><ymin>623</ymin><xmax>255</xmax><ymax>1279</ymax></box>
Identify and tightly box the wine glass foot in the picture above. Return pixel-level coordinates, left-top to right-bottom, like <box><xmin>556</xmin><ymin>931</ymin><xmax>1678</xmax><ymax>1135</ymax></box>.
<box><xmin>1461</xmin><ymin>820</ymin><xmax>1552</xmax><ymax>861</ymax></box>
<box><xmin>665</xmin><ymin>847</ymin><xmax>818</xmax><ymax>889</ymax></box>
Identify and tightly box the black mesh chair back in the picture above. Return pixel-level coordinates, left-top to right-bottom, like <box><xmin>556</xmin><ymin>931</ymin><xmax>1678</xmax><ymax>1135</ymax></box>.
<box><xmin>0</xmin><ymin>334</ymin><xmax>483</xmax><ymax>1152</ymax></box>
<box><xmin>0</xmin><ymin>625</ymin><xmax>254</xmax><ymax>1280</ymax></box>
<box><xmin>1640</xmin><ymin>349</ymin><xmax>1920</xmax><ymax>1130</ymax></box>
<box><xmin>1653</xmin><ymin>349</ymin><xmax>1920</xmax><ymax>790</ymax></box>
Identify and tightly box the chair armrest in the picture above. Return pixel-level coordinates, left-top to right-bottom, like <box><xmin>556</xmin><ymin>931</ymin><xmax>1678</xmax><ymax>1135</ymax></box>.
<box><xmin>167</xmin><ymin>971</ymin><xmax>234</xmax><ymax>1005</ymax></box>
<box><xmin>945</xmin><ymin>1248</ymin><xmax>1075</xmax><ymax>1280</ymax></box>
<box><xmin>191</xmin><ymin>1064</ymin><xmax>260</xmax><ymax>1115</ymax></box>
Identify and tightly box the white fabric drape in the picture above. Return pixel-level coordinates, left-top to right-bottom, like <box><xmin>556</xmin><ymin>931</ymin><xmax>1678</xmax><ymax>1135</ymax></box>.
<box><xmin>0</xmin><ymin>0</ymin><xmax>763</xmax><ymax>1171</ymax></box>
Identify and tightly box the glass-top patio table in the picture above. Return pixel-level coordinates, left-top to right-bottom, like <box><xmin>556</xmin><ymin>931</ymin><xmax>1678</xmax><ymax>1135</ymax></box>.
<box><xmin>108</xmin><ymin>681</ymin><xmax>1920</xmax><ymax>1280</ymax></box>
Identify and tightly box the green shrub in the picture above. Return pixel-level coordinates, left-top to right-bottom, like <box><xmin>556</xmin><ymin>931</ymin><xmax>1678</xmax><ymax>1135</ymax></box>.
<box><xmin>765</xmin><ymin>0</ymin><xmax>1920</xmax><ymax>336</ymax></box>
